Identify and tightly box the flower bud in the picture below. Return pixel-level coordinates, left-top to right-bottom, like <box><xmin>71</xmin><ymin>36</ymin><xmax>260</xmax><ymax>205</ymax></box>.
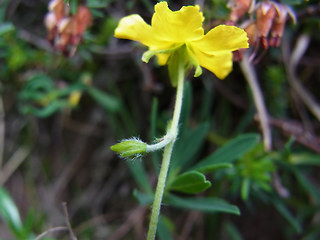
<box><xmin>228</xmin><ymin>0</ymin><xmax>253</xmax><ymax>23</ymax></box>
<box><xmin>111</xmin><ymin>139</ymin><xmax>147</xmax><ymax>159</ymax></box>
<box><xmin>255</xmin><ymin>1</ymin><xmax>277</xmax><ymax>49</ymax></box>
<box><xmin>244</xmin><ymin>21</ymin><xmax>258</xmax><ymax>46</ymax></box>
<box><xmin>44</xmin><ymin>12</ymin><xmax>57</xmax><ymax>31</ymax></box>
<box><xmin>269</xmin><ymin>3</ymin><xmax>296</xmax><ymax>47</ymax></box>
<box><xmin>44</xmin><ymin>12</ymin><xmax>57</xmax><ymax>43</ymax></box>
<box><xmin>74</xmin><ymin>6</ymin><xmax>92</xmax><ymax>35</ymax></box>
<box><xmin>68</xmin><ymin>91</ymin><xmax>82</xmax><ymax>107</ymax></box>
<box><xmin>49</xmin><ymin>0</ymin><xmax>67</xmax><ymax>22</ymax></box>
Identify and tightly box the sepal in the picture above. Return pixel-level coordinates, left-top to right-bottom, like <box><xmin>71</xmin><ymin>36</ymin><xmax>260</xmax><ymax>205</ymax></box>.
<box><xmin>111</xmin><ymin>138</ymin><xmax>147</xmax><ymax>159</ymax></box>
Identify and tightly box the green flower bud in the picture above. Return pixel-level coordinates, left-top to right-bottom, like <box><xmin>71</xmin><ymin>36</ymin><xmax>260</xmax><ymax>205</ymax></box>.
<box><xmin>110</xmin><ymin>138</ymin><xmax>147</xmax><ymax>159</ymax></box>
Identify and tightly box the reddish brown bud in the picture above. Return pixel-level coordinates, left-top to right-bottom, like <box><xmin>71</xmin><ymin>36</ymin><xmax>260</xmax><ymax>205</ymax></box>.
<box><xmin>228</xmin><ymin>0</ymin><xmax>253</xmax><ymax>23</ymax></box>
<box><xmin>269</xmin><ymin>3</ymin><xmax>296</xmax><ymax>47</ymax></box>
<box><xmin>233</xmin><ymin>50</ymin><xmax>244</xmax><ymax>61</ymax></box>
<box><xmin>256</xmin><ymin>1</ymin><xmax>277</xmax><ymax>39</ymax></box>
<box><xmin>49</xmin><ymin>0</ymin><xmax>68</xmax><ymax>22</ymax></box>
<box><xmin>73</xmin><ymin>6</ymin><xmax>92</xmax><ymax>35</ymax></box>
<box><xmin>45</xmin><ymin>1</ymin><xmax>92</xmax><ymax>56</ymax></box>
<box><xmin>244</xmin><ymin>22</ymin><xmax>258</xmax><ymax>46</ymax></box>
<box><xmin>44</xmin><ymin>12</ymin><xmax>57</xmax><ymax>43</ymax></box>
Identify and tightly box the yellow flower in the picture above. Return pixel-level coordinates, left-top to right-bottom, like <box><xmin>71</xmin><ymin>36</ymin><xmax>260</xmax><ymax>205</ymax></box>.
<box><xmin>114</xmin><ymin>1</ymin><xmax>248</xmax><ymax>79</ymax></box>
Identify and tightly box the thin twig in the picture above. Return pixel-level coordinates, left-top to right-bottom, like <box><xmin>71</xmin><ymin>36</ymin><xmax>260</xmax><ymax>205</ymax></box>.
<box><xmin>179</xmin><ymin>211</ymin><xmax>201</xmax><ymax>240</ymax></box>
<box><xmin>34</xmin><ymin>226</ymin><xmax>68</xmax><ymax>240</ymax></box>
<box><xmin>0</xmin><ymin>147</ymin><xmax>30</xmax><ymax>185</ymax></box>
<box><xmin>62</xmin><ymin>202</ymin><xmax>78</xmax><ymax>240</ymax></box>
<box><xmin>240</xmin><ymin>52</ymin><xmax>272</xmax><ymax>151</ymax></box>
<box><xmin>0</xmin><ymin>95</ymin><xmax>4</xmax><ymax>168</ymax></box>
<box><xmin>283</xmin><ymin>34</ymin><xmax>320</xmax><ymax>122</ymax></box>
<box><xmin>108</xmin><ymin>207</ymin><xmax>147</xmax><ymax>240</ymax></box>
<box><xmin>195</xmin><ymin>0</ymin><xmax>205</xmax><ymax>10</ymax></box>
<box><xmin>18</xmin><ymin>29</ymin><xmax>53</xmax><ymax>52</ymax></box>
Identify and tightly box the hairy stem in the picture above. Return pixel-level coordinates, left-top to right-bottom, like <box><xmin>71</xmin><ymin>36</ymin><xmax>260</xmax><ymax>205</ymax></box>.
<box><xmin>146</xmin><ymin>54</ymin><xmax>185</xmax><ymax>240</ymax></box>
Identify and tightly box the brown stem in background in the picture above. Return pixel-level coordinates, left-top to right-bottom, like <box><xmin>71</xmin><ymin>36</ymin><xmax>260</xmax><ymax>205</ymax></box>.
<box><xmin>63</xmin><ymin>202</ymin><xmax>78</xmax><ymax>240</ymax></box>
<box><xmin>240</xmin><ymin>52</ymin><xmax>272</xmax><ymax>151</ymax></box>
<box><xmin>0</xmin><ymin>95</ymin><xmax>4</xmax><ymax>168</ymax></box>
<box><xmin>0</xmin><ymin>147</ymin><xmax>30</xmax><ymax>186</ymax></box>
<box><xmin>34</xmin><ymin>226</ymin><xmax>69</xmax><ymax>240</ymax></box>
<box><xmin>282</xmin><ymin>34</ymin><xmax>320</xmax><ymax>122</ymax></box>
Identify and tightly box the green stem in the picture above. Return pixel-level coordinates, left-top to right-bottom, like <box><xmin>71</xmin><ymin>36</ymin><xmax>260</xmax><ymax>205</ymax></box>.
<box><xmin>146</xmin><ymin>53</ymin><xmax>185</xmax><ymax>240</ymax></box>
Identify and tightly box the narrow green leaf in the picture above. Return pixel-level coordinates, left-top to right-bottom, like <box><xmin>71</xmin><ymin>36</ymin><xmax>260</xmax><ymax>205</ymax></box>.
<box><xmin>127</xmin><ymin>160</ymin><xmax>153</xmax><ymax>194</ymax></box>
<box><xmin>302</xmin><ymin>227</ymin><xmax>320</xmax><ymax>240</ymax></box>
<box><xmin>133</xmin><ymin>189</ymin><xmax>153</xmax><ymax>206</ymax></box>
<box><xmin>87</xmin><ymin>86</ymin><xmax>121</xmax><ymax>113</ymax></box>
<box><xmin>165</xmin><ymin>194</ymin><xmax>240</xmax><ymax>215</ymax></box>
<box><xmin>192</xmin><ymin>134</ymin><xmax>259</xmax><ymax>173</ymax></box>
<box><xmin>171</xmin><ymin>122</ymin><xmax>210</xmax><ymax>173</ymax></box>
<box><xmin>195</xmin><ymin>163</ymin><xmax>233</xmax><ymax>173</ymax></box>
<box><xmin>157</xmin><ymin>216</ymin><xmax>174</xmax><ymax>240</ymax></box>
<box><xmin>271</xmin><ymin>197</ymin><xmax>302</xmax><ymax>233</ymax></box>
<box><xmin>70</xmin><ymin>0</ymin><xmax>78</xmax><ymax>15</ymax></box>
<box><xmin>20</xmin><ymin>101</ymin><xmax>66</xmax><ymax>118</ymax></box>
<box><xmin>0</xmin><ymin>187</ymin><xmax>24</xmax><ymax>237</ymax></box>
<box><xmin>0</xmin><ymin>0</ymin><xmax>10</xmax><ymax>23</ymax></box>
<box><xmin>168</xmin><ymin>171</ymin><xmax>211</xmax><ymax>194</ymax></box>
<box><xmin>150</xmin><ymin>97</ymin><xmax>160</xmax><ymax>173</ymax></box>
<box><xmin>241</xmin><ymin>178</ymin><xmax>250</xmax><ymax>201</ymax></box>
<box><xmin>289</xmin><ymin>152</ymin><xmax>320</xmax><ymax>166</ymax></box>
<box><xmin>281</xmin><ymin>0</ymin><xmax>303</xmax><ymax>5</ymax></box>
<box><xmin>225</xmin><ymin>222</ymin><xmax>243</xmax><ymax>240</ymax></box>
<box><xmin>292</xmin><ymin>167</ymin><xmax>320</xmax><ymax>204</ymax></box>
<box><xmin>0</xmin><ymin>22</ymin><xmax>15</xmax><ymax>35</ymax></box>
<box><xmin>87</xmin><ymin>0</ymin><xmax>113</xmax><ymax>8</ymax></box>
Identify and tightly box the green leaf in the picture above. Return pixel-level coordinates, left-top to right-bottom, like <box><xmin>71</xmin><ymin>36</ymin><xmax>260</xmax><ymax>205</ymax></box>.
<box><xmin>192</xmin><ymin>163</ymin><xmax>233</xmax><ymax>173</ymax></box>
<box><xmin>157</xmin><ymin>216</ymin><xmax>174</xmax><ymax>240</ymax></box>
<box><xmin>0</xmin><ymin>187</ymin><xmax>25</xmax><ymax>238</ymax></box>
<box><xmin>281</xmin><ymin>0</ymin><xmax>303</xmax><ymax>5</ymax></box>
<box><xmin>20</xmin><ymin>101</ymin><xmax>67</xmax><ymax>118</ymax></box>
<box><xmin>271</xmin><ymin>196</ymin><xmax>302</xmax><ymax>233</ymax></box>
<box><xmin>127</xmin><ymin>160</ymin><xmax>153</xmax><ymax>194</ymax></box>
<box><xmin>302</xmin><ymin>227</ymin><xmax>320</xmax><ymax>240</ymax></box>
<box><xmin>165</xmin><ymin>194</ymin><xmax>240</xmax><ymax>215</ymax></box>
<box><xmin>0</xmin><ymin>22</ymin><xmax>15</xmax><ymax>35</ymax></box>
<box><xmin>0</xmin><ymin>0</ymin><xmax>10</xmax><ymax>23</ymax></box>
<box><xmin>87</xmin><ymin>0</ymin><xmax>113</xmax><ymax>8</ymax></box>
<box><xmin>192</xmin><ymin>134</ymin><xmax>260</xmax><ymax>173</ymax></box>
<box><xmin>224</xmin><ymin>222</ymin><xmax>243</xmax><ymax>240</ymax></box>
<box><xmin>241</xmin><ymin>178</ymin><xmax>250</xmax><ymax>201</ymax></box>
<box><xmin>150</xmin><ymin>97</ymin><xmax>160</xmax><ymax>173</ymax></box>
<box><xmin>289</xmin><ymin>152</ymin><xmax>320</xmax><ymax>166</ymax></box>
<box><xmin>168</xmin><ymin>171</ymin><xmax>211</xmax><ymax>194</ymax></box>
<box><xmin>133</xmin><ymin>189</ymin><xmax>153</xmax><ymax>206</ymax></box>
<box><xmin>87</xmin><ymin>86</ymin><xmax>121</xmax><ymax>113</ymax></box>
<box><xmin>292</xmin><ymin>167</ymin><xmax>320</xmax><ymax>204</ymax></box>
<box><xmin>170</xmin><ymin>122</ymin><xmax>210</xmax><ymax>173</ymax></box>
<box><xmin>70</xmin><ymin>0</ymin><xmax>78</xmax><ymax>15</ymax></box>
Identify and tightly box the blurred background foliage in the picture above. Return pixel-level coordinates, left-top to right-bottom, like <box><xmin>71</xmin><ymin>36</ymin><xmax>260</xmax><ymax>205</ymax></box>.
<box><xmin>0</xmin><ymin>0</ymin><xmax>320</xmax><ymax>239</ymax></box>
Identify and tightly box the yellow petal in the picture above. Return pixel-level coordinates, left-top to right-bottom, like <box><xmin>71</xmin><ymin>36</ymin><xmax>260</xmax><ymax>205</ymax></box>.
<box><xmin>114</xmin><ymin>14</ymin><xmax>154</xmax><ymax>46</ymax></box>
<box><xmin>191</xmin><ymin>48</ymin><xmax>233</xmax><ymax>79</ymax></box>
<box><xmin>192</xmin><ymin>25</ymin><xmax>249</xmax><ymax>53</ymax></box>
<box><xmin>151</xmin><ymin>2</ymin><xmax>204</xmax><ymax>43</ymax></box>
